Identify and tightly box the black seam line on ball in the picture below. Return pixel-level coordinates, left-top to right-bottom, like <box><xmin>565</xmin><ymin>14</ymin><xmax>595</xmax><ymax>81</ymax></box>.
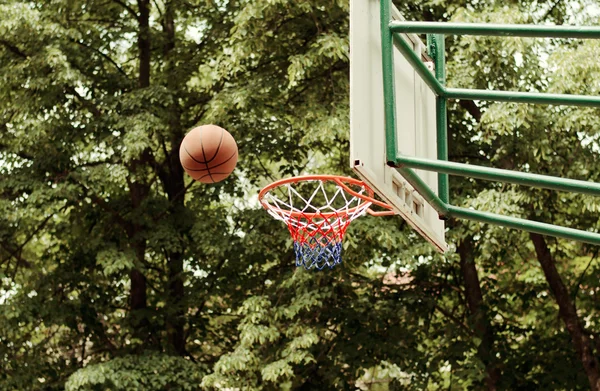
<box><xmin>205</xmin><ymin>128</ymin><xmax>225</xmax><ymax>164</ymax></box>
<box><xmin>199</xmin><ymin>126</ymin><xmax>215</xmax><ymax>183</ymax></box>
<box><xmin>184</xmin><ymin>145</ymin><xmax>208</xmax><ymax>165</ymax></box>
<box><xmin>182</xmin><ymin>150</ymin><xmax>237</xmax><ymax>172</ymax></box>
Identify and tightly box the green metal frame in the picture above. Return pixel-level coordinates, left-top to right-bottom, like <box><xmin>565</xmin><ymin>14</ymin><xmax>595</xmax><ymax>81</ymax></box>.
<box><xmin>380</xmin><ymin>0</ymin><xmax>600</xmax><ymax>246</ymax></box>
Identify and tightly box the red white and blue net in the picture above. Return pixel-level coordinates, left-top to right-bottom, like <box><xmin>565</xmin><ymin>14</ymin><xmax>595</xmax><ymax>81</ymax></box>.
<box><xmin>259</xmin><ymin>175</ymin><xmax>392</xmax><ymax>270</ymax></box>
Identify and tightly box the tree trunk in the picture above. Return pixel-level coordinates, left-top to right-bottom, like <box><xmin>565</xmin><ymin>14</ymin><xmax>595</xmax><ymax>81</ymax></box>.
<box><xmin>162</xmin><ymin>1</ymin><xmax>186</xmax><ymax>356</ymax></box>
<box><xmin>129</xmin><ymin>177</ymin><xmax>150</xmax><ymax>342</ymax></box>
<box><xmin>127</xmin><ymin>0</ymin><xmax>152</xmax><ymax>344</ymax></box>
<box><xmin>138</xmin><ymin>0</ymin><xmax>151</xmax><ymax>88</ymax></box>
<box><xmin>167</xmin><ymin>250</ymin><xmax>186</xmax><ymax>355</ymax></box>
<box><xmin>130</xmin><ymin>264</ymin><xmax>147</xmax><ymax>310</ymax></box>
<box><xmin>530</xmin><ymin>232</ymin><xmax>600</xmax><ymax>390</ymax></box>
<box><xmin>458</xmin><ymin>238</ymin><xmax>500</xmax><ymax>391</ymax></box>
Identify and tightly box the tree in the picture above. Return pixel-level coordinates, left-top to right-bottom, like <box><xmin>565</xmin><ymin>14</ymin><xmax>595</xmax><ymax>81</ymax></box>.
<box><xmin>444</xmin><ymin>2</ymin><xmax>600</xmax><ymax>389</ymax></box>
<box><xmin>0</xmin><ymin>0</ymin><xmax>350</xmax><ymax>388</ymax></box>
<box><xmin>2</xmin><ymin>0</ymin><xmax>600</xmax><ymax>390</ymax></box>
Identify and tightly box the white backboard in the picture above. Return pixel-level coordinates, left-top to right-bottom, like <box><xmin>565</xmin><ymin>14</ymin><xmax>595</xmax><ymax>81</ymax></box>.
<box><xmin>350</xmin><ymin>0</ymin><xmax>447</xmax><ymax>252</ymax></box>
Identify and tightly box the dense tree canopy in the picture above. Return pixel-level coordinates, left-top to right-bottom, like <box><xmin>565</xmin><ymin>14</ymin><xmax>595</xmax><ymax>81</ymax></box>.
<box><xmin>1</xmin><ymin>0</ymin><xmax>600</xmax><ymax>390</ymax></box>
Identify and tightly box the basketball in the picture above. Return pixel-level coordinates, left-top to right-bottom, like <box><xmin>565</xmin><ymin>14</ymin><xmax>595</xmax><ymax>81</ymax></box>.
<box><xmin>179</xmin><ymin>125</ymin><xmax>238</xmax><ymax>183</ymax></box>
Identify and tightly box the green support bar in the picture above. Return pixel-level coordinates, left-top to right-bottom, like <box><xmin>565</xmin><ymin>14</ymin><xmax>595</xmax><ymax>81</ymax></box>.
<box><xmin>391</xmin><ymin>32</ymin><xmax>445</xmax><ymax>96</ymax></box>
<box><xmin>445</xmin><ymin>88</ymin><xmax>600</xmax><ymax>108</ymax></box>
<box><xmin>393</xmin><ymin>160</ymin><xmax>600</xmax><ymax>244</ymax></box>
<box><xmin>380</xmin><ymin>0</ymin><xmax>399</xmax><ymax>163</ymax></box>
<box><xmin>394</xmin><ymin>155</ymin><xmax>600</xmax><ymax>197</ymax></box>
<box><xmin>394</xmin><ymin>162</ymin><xmax>600</xmax><ymax>245</ymax></box>
<box><xmin>447</xmin><ymin>205</ymin><xmax>600</xmax><ymax>246</ymax></box>
<box><xmin>432</xmin><ymin>34</ymin><xmax>449</xmax><ymax>204</ymax></box>
<box><xmin>395</xmin><ymin>166</ymin><xmax>449</xmax><ymax>216</ymax></box>
<box><xmin>380</xmin><ymin>1</ymin><xmax>600</xmax><ymax>247</ymax></box>
<box><xmin>390</xmin><ymin>21</ymin><xmax>600</xmax><ymax>39</ymax></box>
<box><xmin>391</xmin><ymin>36</ymin><xmax>600</xmax><ymax>108</ymax></box>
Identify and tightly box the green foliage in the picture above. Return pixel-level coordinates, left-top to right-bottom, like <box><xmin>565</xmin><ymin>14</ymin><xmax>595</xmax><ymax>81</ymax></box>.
<box><xmin>65</xmin><ymin>352</ymin><xmax>205</xmax><ymax>391</ymax></box>
<box><xmin>2</xmin><ymin>0</ymin><xmax>600</xmax><ymax>390</ymax></box>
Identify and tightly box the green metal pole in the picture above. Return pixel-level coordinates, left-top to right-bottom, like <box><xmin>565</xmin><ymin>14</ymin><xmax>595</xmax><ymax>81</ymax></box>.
<box><xmin>432</xmin><ymin>34</ymin><xmax>449</xmax><ymax>205</ymax></box>
<box><xmin>445</xmin><ymin>88</ymin><xmax>600</xmax><ymax>108</ymax></box>
<box><xmin>390</xmin><ymin>21</ymin><xmax>600</xmax><ymax>39</ymax></box>
<box><xmin>395</xmin><ymin>166</ymin><xmax>449</xmax><ymax>216</ymax></box>
<box><xmin>381</xmin><ymin>0</ymin><xmax>398</xmax><ymax>163</ymax></box>
<box><xmin>383</xmin><ymin>18</ymin><xmax>600</xmax><ymax>247</ymax></box>
<box><xmin>391</xmin><ymin>32</ymin><xmax>445</xmax><ymax>96</ymax></box>
<box><xmin>447</xmin><ymin>205</ymin><xmax>600</xmax><ymax>246</ymax></box>
<box><xmin>394</xmin><ymin>155</ymin><xmax>600</xmax><ymax>197</ymax></box>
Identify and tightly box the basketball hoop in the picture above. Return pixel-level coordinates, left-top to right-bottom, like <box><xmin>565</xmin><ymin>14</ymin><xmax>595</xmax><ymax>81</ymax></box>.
<box><xmin>258</xmin><ymin>175</ymin><xmax>394</xmax><ymax>270</ymax></box>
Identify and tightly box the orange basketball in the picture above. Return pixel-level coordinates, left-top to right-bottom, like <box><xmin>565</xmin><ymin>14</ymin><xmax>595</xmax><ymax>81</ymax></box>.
<box><xmin>179</xmin><ymin>125</ymin><xmax>238</xmax><ymax>183</ymax></box>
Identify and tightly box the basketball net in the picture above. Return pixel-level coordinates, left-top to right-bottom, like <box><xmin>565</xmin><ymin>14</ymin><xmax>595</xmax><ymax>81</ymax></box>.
<box><xmin>259</xmin><ymin>175</ymin><xmax>393</xmax><ymax>270</ymax></box>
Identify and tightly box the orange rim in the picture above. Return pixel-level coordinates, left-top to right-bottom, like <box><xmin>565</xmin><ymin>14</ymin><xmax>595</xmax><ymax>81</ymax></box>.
<box><xmin>258</xmin><ymin>175</ymin><xmax>394</xmax><ymax>218</ymax></box>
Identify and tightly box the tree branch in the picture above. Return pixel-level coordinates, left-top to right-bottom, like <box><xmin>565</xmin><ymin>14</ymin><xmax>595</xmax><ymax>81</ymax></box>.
<box><xmin>530</xmin><ymin>232</ymin><xmax>600</xmax><ymax>390</ymax></box>
<box><xmin>111</xmin><ymin>0</ymin><xmax>139</xmax><ymax>21</ymax></box>
<box><xmin>67</xmin><ymin>86</ymin><xmax>102</xmax><ymax>118</ymax></box>
<box><xmin>0</xmin><ymin>243</ymin><xmax>32</xmax><ymax>269</ymax></box>
<box><xmin>458</xmin><ymin>99</ymin><xmax>482</xmax><ymax>122</ymax></box>
<box><xmin>0</xmin><ymin>39</ymin><xmax>28</xmax><ymax>58</ymax></box>
<box><xmin>1</xmin><ymin>205</ymin><xmax>68</xmax><ymax>267</ymax></box>
<box><xmin>573</xmin><ymin>249</ymin><xmax>599</xmax><ymax>310</ymax></box>
<box><xmin>69</xmin><ymin>176</ymin><xmax>131</xmax><ymax>231</ymax></box>
<box><xmin>540</xmin><ymin>0</ymin><xmax>562</xmax><ymax>23</ymax></box>
<box><xmin>0</xmin><ymin>142</ymin><xmax>34</xmax><ymax>161</ymax></box>
<box><xmin>152</xmin><ymin>0</ymin><xmax>164</xmax><ymax>19</ymax></box>
<box><xmin>434</xmin><ymin>303</ymin><xmax>473</xmax><ymax>336</ymax></box>
<box><xmin>72</xmin><ymin>39</ymin><xmax>130</xmax><ymax>80</ymax></box>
